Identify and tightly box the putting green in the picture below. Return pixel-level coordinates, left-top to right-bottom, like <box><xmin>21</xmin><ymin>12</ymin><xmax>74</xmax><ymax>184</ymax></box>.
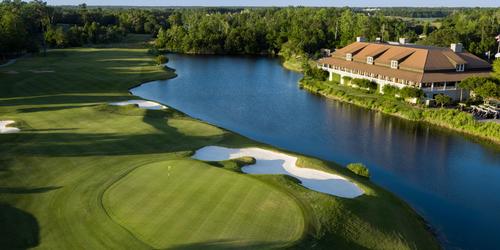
<box><xmin>103</xmin><ymin>160</ymin><xmax>305</xmax><ymax>249</ymax></box>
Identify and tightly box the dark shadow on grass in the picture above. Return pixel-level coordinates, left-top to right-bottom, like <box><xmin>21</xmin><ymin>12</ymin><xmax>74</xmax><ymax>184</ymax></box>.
<box><xmin>23</xmin><ymin>128</ymin><xmax>77</xmax><ymax>132</ymax></box>
<box><xmin>17</xmin><ymin>105</ymin><xmax>92</xmax><ymax>113</ymax></box>
<box><xmin>0</xmin><ymin>186</ymin><xmax>62</xmax><ymax>194</ymax></box>
<box><xmin>0</xmin><ymin>111</ymin><xmax>223</xmax><ymax>157</ymax></box>
<box><xmin>0</xmin><ymin>203</ymin><xmax>39</xmax><ymax>249</ymax></box>
<box><xmin>169</xmin><ymin>239</ymin><xmax>288</xmax><ymax>250</ymax></box>
<box><xmin>0</xmin><ymin>94</ymin><xmax>130</xmax><ymax>107</ymax></box>
<box><xmin>0</xmin><ymin>132</ymin><xmax>218</xmax><ymax>157</ymax></box>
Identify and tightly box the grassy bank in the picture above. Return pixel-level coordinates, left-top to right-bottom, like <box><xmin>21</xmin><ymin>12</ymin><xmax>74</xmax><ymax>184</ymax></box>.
<box><xmin>300</xmin><ymin>78</ymin><xmax>500</xmax><ymax>144</ymax></box>
<box><xmin>0</xmin><ymin>37</ymin><xmax>438</xmax><ymax>249</ymax></box>
<box><xmin>281</xmin><ymin>56</ymin><xmax>304</xmax><ymax>72</ymax></box>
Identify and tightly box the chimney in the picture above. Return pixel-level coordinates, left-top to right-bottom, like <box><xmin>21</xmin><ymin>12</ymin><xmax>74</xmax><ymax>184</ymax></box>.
<box><xmin>356</xmin><ymin>36</ymin><xmax>367</xmax><ymax>42</ymax></box>
<box><xmin>451</xmin><ymin>43</ymin><xmax>463</xmax><ymax>53</ymax></box>
<box><xmin>399</xmin><ymin>37</ymin><xmax>408</xmax><ymax>45</ymax></box>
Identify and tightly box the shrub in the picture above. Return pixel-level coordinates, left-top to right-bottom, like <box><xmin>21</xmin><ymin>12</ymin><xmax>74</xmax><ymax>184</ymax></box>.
<box><xmin>330</xmin><ymin>72</ymin><xmax>341</xmax><ymax>83</ymax></box>
<box><xmin>347</xmin><ymin>163</ymin><xmax>370</xmax><ymax>178</ymax></box>
<box><xmin>434</xmin><ymin>94</ymin><xmax>452</xmax><ymax>107</ymax></box>
<box><xmin>352</xmin><ymin>78</ymin><xmax>377</xmax><ymax>90</ymax></box>
<box><xmin>400</xmin><ymin>87</ymin><xmax>424</xmax><ymax>99</ymax></box>
<box><xmin>303</xmin><ymin>62</ymin><xmax>328</xmax><ymax>81</ymax></box>
<box><xmin>156</xmin><ymin>55</ymin><xmax>168</xmax><ymax>65</ymax></box>
<box><xmin>342</xmin><ymin>76</ymin><xmax>352</xmax><ymax>84</ymax></box>
<box><xmin>382</xmin><ymin>85</ymin><xmax>400</xmax><ymax>96</ymax></box>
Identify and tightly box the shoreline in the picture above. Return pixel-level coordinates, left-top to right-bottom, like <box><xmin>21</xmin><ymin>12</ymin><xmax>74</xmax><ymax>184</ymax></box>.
<box><xmin>1</xmin><ymin>45</ymin><xmax>440</xmax><ymax>249</ymax></box>
<box><xmin>279</xmin><ymin>56</ymin><xmax>499</xmax><ymax>146</ymax></box>
<box><xmin>130</xmin><ymin>59</ymin><xmax>441</xmax><ymax>248</ymax></box>
<box><xmin>299</xmin><ymin>80</ymin><xmax>500</xmax><ymax>146</ymax></box>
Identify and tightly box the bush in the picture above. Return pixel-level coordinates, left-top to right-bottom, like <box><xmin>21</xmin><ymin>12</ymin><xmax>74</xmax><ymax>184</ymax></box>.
<box><xmin>434</xmin><ymin>94</ymin><xmax>452</xmax><ymax>107</ymax></box>
<box><xmin>342</xmin><ymin>76</ymin><xmax>352</xmax><ymax>84</ymax></box>
<box><xmin>351</xmin><ymin>78</ymin><xmax>377</xmax><ymax>90</ymax></box>
<box><xmin>303</xmin><ymin>63</ymin><xmax>328</xmax><ymax>81</ymax></box>
<box><xmin>382</xmin><ymin>85</ymin><xmax>400</xmax><ymax>96</ymax></box>
<box><xmin>400</xmin><ymin>87</ymin><xmax>424</xmax><ymax>98</ymax></box>
<box><xmin>156</xmin><ymin>55</ymin><xmax>168</xmax><ymax>65</ymax></box>
<box><xmin>347</xmin><ymin>163</ymin><xmax>370</xmax><ymax>178</ymax></box>
<box><xmin>330</xmin><ymin>72</ymin><xmax>341</xmax><ymax>83</ymax></box>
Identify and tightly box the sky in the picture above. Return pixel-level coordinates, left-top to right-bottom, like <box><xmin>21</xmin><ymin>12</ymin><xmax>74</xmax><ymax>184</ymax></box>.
<box><xmin>45</xmin><ymin>0</ymin><xmax>499</xmax><ymax>7</ymax></box>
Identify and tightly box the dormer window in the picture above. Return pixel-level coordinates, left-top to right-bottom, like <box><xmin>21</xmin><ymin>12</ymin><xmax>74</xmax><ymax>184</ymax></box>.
<box><xmin>367</xmin><ymin>56</ymin><xmax>373</xmax><ymax>65</ymax></box>
<box><xmin>456</xmin><ymin>64</ymin><xmax>465</xmax><ymax>72</ymax></box>
<box><xmin>346</xmin><ymin>53</ymin><xmax>352</xmax><ymax>61</ymax></box>
<box><xmin>391</xmin><ymin>60</ymin><xmax>399</xmax><ymax>69</ymax></box>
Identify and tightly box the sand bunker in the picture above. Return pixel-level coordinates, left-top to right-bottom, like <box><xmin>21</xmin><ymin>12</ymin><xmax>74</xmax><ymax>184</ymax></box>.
<box><xmin>192</xmin><ymin>146</ymin><xmax>364</xmax><ymax>198</ymax></box>
<box><xmin>109</xmin><ymin>100</ymin><xmax>167</xmax><ymax>110</ymax></box>
<box><xmin>0</xmin><ymin>120</ymin><xmax>20</xmax><ymax>134</ymax></box>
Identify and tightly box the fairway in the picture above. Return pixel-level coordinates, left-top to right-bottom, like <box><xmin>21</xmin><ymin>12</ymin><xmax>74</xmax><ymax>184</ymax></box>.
<box><xmin>0</xmin><ymin>35</ymin><xmax>439</xmax><ymax>249</ymax></box>
<box><xmin>103</xmin><ymin>160</ymin><xmax>304</xmax><ymax>249</ymax></box>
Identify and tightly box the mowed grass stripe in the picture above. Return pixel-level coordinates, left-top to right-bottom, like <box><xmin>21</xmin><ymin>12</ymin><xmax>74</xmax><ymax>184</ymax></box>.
<box><xmin>184</xmin><ymin>171</ymin><xmax>256</xmax><ymax>242</ymax></box>
<box><xmin>103</xmin><ymin>160</ymin><xmax>305</xmax><ymax>249</ymax></box>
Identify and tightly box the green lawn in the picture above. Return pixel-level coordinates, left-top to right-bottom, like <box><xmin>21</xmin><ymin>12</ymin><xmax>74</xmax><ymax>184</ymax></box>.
<box><xmin>0</xmin><ymin>37</ymin><xmax>439</xmax><ymax>249</ymax></box>
<box><xmin>103</xmin><ymin>160</ymin><xmax>304</xmax><ymax>249</ymax></box>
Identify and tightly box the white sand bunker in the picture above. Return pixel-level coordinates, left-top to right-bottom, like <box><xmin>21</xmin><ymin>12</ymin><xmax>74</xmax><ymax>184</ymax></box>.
<box><xmin>109</xmin><ymin>100</ymin><xmax>167</xmax><ymax>110</ymax></box>
<box><xmin>0</xmin><ymin>120</ymin><xmax>20</xmax><ymax>134</ymax></box>
<box><xmin>193</xmin><ymin>146</ymin><xmax>364</xmax><ymax>198</ymax></box>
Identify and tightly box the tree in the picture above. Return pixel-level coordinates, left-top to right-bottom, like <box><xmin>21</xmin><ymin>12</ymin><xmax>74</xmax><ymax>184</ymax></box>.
<box><xmin>156</xmin><ymin>55</ymin><xmax>168</xmax><ymax>65</ymax></box>
<box><xmin>493</xmin><ymin>60</ymin><xmax>500</xmax><ymax>80</ymax></box>
<box><xmin>459</xmin><ymin>76</ymin><xmax>500</xmax><ymax>99</ymax></box>
<box><xmin>474</xmin><ymin>81</ymin><xmax>499</xmax><ymax>99</ymax></box>
<box><xmin>435</xmin><ymin>94</ymin><xmax>452</xmax><ymax>107</ymax></box>
<box><xmin>382</xmin><ymin>85</ymin><xmax>399</xmax><ymax>96</ymax></box>
<box><xmin>303</xmin><ymin>62</ymin><xmax>328</xmax><ymax>81</ymax></box>
<box><xmin>459</xmin><ymin>76</ymin><xmax>489</xmax><ymax>91</ymax></box>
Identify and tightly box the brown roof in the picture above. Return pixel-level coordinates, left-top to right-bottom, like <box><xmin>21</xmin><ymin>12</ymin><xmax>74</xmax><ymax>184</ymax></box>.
<box><xmin>322</xmin><ymin>42</ymin><xmax>492</xmax><ymax>83</ymax></box>
<box><xmin>319</xmin><ymin>57</ymin><xmax>424</xmax><ymax>82</ymax></box>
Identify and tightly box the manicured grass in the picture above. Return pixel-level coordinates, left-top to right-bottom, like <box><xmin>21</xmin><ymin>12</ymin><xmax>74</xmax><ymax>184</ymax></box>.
<box><xmin>0</xmin><ymin>37</ymin><xmax>439</xmax><ymax>249</ymax></box>
<box><xmin>103</xmin><ymin>160</ymin><xmax>304</xmax><ymax>249</ymax></box>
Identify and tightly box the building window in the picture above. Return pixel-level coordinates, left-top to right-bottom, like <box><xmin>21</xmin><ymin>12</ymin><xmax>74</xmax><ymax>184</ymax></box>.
<box><xmin>391</xmin><ymin>60</ymin><xmax>398</xmax><ymax>69</ymax></box>
<box><xmin>346</xmin><ymin>53</ymin><xmax>352</xmax><ymax>61</ymax></box>
<box><xmin>367</xmin><ymin>56</ymin><xmax>373</xmax><ymax>65</ymax></box>
<box><xmin>456</xmin><ymin>64</ymin><xmax>465</xmax><ymax>72</ymax></box>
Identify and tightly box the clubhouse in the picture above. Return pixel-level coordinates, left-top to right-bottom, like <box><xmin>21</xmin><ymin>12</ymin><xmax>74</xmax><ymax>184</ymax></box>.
<box><xmin>318</xmin><ymin>38</ymin><xmax>492</xmax><ymax>101</ymax></box>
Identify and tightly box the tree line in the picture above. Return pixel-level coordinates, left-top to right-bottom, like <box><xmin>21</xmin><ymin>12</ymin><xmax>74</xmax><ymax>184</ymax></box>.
<box><xmin>0</xmin><ymin>0</ymin><xmax>173</xmax><ymax>59</ymax></box>
<box><xmin>155</xmin><ymin>7</ymin><xmax>500</xmax><ymax>60</ymax></box>
<box><xmin>155</xmin><ymin>8</ymin><xmax>425</xmax><ymax>57</ymax></box>
<box><xmin>1</xmin><ymin>1</ymin><xmax>500</xmax><ymax>62</ymax></box>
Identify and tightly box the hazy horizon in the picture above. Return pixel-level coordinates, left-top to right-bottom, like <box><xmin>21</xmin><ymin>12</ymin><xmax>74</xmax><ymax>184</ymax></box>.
<box><xmin>45</xmin><ymin>0</ymin><xmax>500</xmax><ymax>8</ymax></box>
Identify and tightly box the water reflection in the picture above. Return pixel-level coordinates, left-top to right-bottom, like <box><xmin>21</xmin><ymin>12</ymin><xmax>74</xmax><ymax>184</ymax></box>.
<box><xmin>132</xmin><ymin>54</ymin><xmax>500</xmax><ymax>250</ymax></box>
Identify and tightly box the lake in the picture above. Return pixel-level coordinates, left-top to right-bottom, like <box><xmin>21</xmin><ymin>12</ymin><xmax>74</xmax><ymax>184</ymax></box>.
<box><xmin>131</xmin><ymin>54</ymin><xmax>500</xmax><ymax>250</ymax></box>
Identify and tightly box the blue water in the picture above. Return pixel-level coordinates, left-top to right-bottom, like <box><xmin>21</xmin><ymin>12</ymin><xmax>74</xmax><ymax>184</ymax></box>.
<box><xmin>132</xmin><ymin>54</ymin><xmax>500</xmax><ymax>250</ymax></box>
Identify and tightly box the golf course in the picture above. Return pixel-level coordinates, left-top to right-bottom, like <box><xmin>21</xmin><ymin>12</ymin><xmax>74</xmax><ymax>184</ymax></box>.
<box><xmin>0</xmin><ymin>35</ymin><xmax>439</xmax><ymax>249</ymax></box>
